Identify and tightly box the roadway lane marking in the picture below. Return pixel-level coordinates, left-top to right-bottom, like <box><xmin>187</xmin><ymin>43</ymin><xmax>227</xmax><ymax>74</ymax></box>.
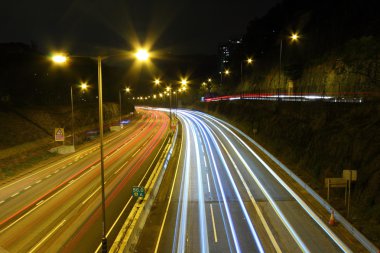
<box><xmin>154</xmin><ymin>134</ymin><xmax>184</xmax><ymax>253</ymax></box>
<box><xmin>24</xmin><ymin>185</ymin><xmax>32</xmax><ymax>190</ymax></box>
<box><xmin>36</xmin><ymin>200</ymin><xmax>44</xmax><ymax>206</ymax></box>
<box><xmin>219</xmin><ymin>140</ymin><xmax>282</xmax><ymax>253</ymax></box>
<box><xmin>29</xmin><ymin>219</ymin><xmax>66</xmax><ymax>253</ymax></box>
<box><xmin>210</xmin><ymin>204</ymin><xmax>218</xmax><ymax>243</ymax></box>
<box><xmin>54</xmin><ymin>169</ymin><xmax>59</xmax><ymax>174</ymax></box>
<box><xmin>206</xmin><ymin>173</ymin><xmax>211</xmax><ymax>193</ymax></box>
<box><xmin>82</xmin><ymin>186</ymin><xmax>101</xmax><ymax>205</ymax></box>
<box><xmin>35</xmin><ymin>180</ymin><xmax>42</xmax><ymax>184</ymax></box>
<box><xmin>203</xmin><ymin>155</ymin><xmax>207</xmax><ymax>167</ymax></box>
<box><xmin>11</xmin><ymin>192</ymin><xmax>19</xmax><ymax>198</ymax></box>
<box><xmin>68</xmin><ymin>180</ymin><xmax>76</xmax><ymax>185</ymax></box>
<box><xmin>0</xmin><ymin>200</ymin><xmax>4</xmax><ymax>205</ymax></box>
<box><xmin>132</xmin><ymin>148</ymin><xmax>141</xmax><ymax>158</ymax></box>
<box><xmin>114</xmin><ymin>167</ymin><xmax>123</xmax><ymax>175</ymax></box>
<box><xmin>45</xmin><ymin>174</ymin><xmax>51</xmax><ymax>178</ymax></box>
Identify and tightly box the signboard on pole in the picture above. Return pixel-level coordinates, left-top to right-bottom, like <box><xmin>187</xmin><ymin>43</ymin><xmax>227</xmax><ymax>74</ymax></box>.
<box><xmin>55</xmin><ymin>128</ymin><xmax>65</xmax><ymax>142</ymax></box>
<box><xmin>132</xmin><ymin>186</ymin><xmax>145</xmax><ymax>198</ymax></box>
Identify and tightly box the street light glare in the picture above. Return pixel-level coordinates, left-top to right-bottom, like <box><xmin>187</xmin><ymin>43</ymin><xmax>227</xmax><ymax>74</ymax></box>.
<box><xmin>290</xmin><ymin>33</ymin><xmax>300</xmax><ymax>41</ymax></box>
<box><xmin>52</xmin><ymin>54</ymin><xmax>67</xmax><ymax>64</ymax></box>
<box><xmin>247</xmin><ymin>58</ymin><xmax>253</xmax><ymax>64</ymax></box>
<box><xmin>125</xmin><ymin>87</ymin><xmax>131</xmax><ymax>93</ymax></box>
<box><xmin>181</xmin><ymin>79</ymin><xmax>188</xmax><ymax>86</ymax></box>
<box><xmin>135</xmin><ymin>49</ymin><xmax>150</xmax><ymax>61</ymax></box>
<box><xmin>154</xmin><ymin>78</ymin><xmax>161</xmax><ymax>85</ymax></box>
<box><xmin>80</xmin><ymin>82</ymin><xmax>88</xmax><ymax>90</ymax></box>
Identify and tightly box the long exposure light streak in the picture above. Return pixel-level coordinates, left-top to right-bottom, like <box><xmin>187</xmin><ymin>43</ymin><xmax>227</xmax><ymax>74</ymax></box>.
<box><xmin>189</xmin><ymin>119</ymin><xmax>210</xmax><ymax>253</ymax></box>
<box><xmin>184</xmin><ymin>112</ymin><xmax>265</xmax><ymax>253</ymax></box>
<box><xmin>172</xmin><ymin>117</ymin><xmax>191</xmax><ymax>253</ymax></box>
<box><xmin>198</xmin><ymin>112</ymin><xmax>352</xmax><ymax>253</ymax></box>
<box><xmin>210</xmin><ymin>128</ymin><xmax>282</xmax><ymax>253</ymax></box>
<box><xmin>197</xmin><ymin>113</ymin><xmax>310</xmax><ymax>253</ymax></box>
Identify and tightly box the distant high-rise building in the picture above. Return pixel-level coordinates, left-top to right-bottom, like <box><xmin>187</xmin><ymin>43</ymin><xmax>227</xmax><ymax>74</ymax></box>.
<box><xmin>217</xmin><ymin>38</ymin><xmax>242</xmax><ymax>72</ymax></box>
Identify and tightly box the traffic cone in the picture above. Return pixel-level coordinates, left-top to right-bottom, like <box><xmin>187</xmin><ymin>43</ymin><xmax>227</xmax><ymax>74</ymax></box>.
<box><xmin>329</xmin><ymin>210</ymin><xmax>336</xmax><ymax>226</ymax></box>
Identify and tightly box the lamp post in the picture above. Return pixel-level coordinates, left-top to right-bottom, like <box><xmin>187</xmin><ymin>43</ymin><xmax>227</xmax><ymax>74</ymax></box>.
<box><xmin>70</xmin><ymin>82</ymin><xmax>88</xmax><ymax>148</ymax></box>
<box><xmin>240</xmin><ymin>57</ymin><xmax>253</xmax><ymax>85</ymax></box>
<box><xmin>220</xmin><ymin>69</ymin><xmax>230</xmax><ymax>87</ymax></box>
<box><xmin>119</xmin><ymin>87</ymin><xmax>131</xmax><ymax>128</ymax></box>
<box><xmin>166</xmin><ymin>86</ymin><xmax>172</xmax><ymax>126</ymax></box>
<box><xmin>52</xmin><ymin>48</ymin><xmax>150</xmax><ymax>253</ymax></box>
<box><xmin>279</xmin><ymin>33</ymin><xmax>300</xmax><ymax>95</ymax></box>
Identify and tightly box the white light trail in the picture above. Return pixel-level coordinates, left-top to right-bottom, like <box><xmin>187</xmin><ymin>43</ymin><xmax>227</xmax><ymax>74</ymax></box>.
<box><xmin>190</xmin><ymin>112</ymin><xmax>265</xmax><ymax>253</ymax></box>
<box><xmin>199</xmin><ymin>112</ymin><xmax>352</xmax><ymax>253</ymax></box>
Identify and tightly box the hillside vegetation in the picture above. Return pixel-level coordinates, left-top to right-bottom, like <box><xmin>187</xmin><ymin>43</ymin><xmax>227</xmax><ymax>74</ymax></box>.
<box><xmin>0</xmin><ymin>102</ymin><xmax>124</xmax><ymax>179</ymax></box>
<box><xmin>197</xmin><ymin>100</ymin><xmax>380</xmax><ymax>246</ymax></box>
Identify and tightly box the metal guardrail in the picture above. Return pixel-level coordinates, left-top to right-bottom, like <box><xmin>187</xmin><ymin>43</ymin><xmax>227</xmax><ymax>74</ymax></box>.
<box><xmin>110</xmin><ymin>127</ymin><xmax>179</xmax><ymax>252</ymax></box>
<box><xmin>221</xmin><ymin>119</ymin><xmax>379</xmax><ymax>253</ymax></box>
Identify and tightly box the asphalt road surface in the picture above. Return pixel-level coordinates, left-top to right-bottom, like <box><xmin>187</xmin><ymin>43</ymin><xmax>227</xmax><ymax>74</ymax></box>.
<box><xmin>136</xmin><ymin>109</ymin><xmax>360</xmax><ymax>253</ymax></box>
<box><xmin>0</xmin><ymin>109</ymin><xmax>169</xmax><ymax>253</ymax></box>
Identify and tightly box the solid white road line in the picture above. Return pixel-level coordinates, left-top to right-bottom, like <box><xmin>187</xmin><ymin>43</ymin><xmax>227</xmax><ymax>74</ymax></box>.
<box><xmin>206</xmin><ymin>173</ymin><xmax>211</xmax><ymax>193</ymax></box>
<box><xmin>11</xmin><ymin>192</ymin><xmax>19</xmax><ymax>198</ymax></box>
<box><xmin>29</xmin><ymin>219</ymin><xmax>66</xmax><ymax>253</ymax></box>
<box><xmin>210</xmin><ymin>204</ymin><xmax>218</xmax><ymax>243</ymax></box>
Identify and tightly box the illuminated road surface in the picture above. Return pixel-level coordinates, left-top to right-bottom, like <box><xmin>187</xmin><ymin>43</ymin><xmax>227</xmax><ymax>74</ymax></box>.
<box><xmin>0</xmin><ymin>109</ymin><xmax>169</xmax><ymax>252</ymax></box>
<box><xmin>138</xmin><ymin>109</ymin><xmax>353</xmax><ymax>253</ymax></box>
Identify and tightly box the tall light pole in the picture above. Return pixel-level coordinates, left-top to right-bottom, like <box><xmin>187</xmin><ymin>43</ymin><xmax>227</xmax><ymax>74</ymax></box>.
<box><xmin>241</xmin><ymin>57</ymin><xmax>253</xmax><ymax>85</ymax></box>
<box><xmin>70</xmin><ymin>82</ymin><xmax>88</xmax><ymax>148</ymax></box>
<box><xmin>279</xmin><ymin>33</ymin><xmax>300</xmax><ymax>95</ymax></box>
<box><xmin>52</xmin><ymin>48</ymin><xmax>150</xmax><ymax>253</ymax></box>
<box><xmin>166</xmin><ymin>86</ymin><xmax>172</xmax><ymax>126</ymax></box>
<box><xmin>220</xmin><ymin>69</ymin><xmax>230</xmax><ymax>87</ymax></box>
<box><xmin>118</xmin><ymin>87</ymin><xmax>130</xmax><ymax>128</ymax></box>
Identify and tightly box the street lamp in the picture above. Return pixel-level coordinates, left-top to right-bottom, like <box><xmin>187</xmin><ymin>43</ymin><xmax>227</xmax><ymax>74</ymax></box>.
<box><xmin>70</xmin><ymin>82</ymin><xmax>88</xmax><ymax>149</ymax></box>
<box><xmin>240</xmin><ymin>57</ymin><xmax>253</xmax><ymax>85</ymax></box>
<box><xmin>165</xmin><ymin>86</ymin><xmax>173</xmax><ymax>126</ymax></box>
<box><xmin>119</xmin><ymin>87</ymin><xmax>131</xmax><ymax>128</ymax></box>
<box><xmin>279</xmin><ymin>33</ymin><xmax>301</xmax><ymax>95</ymax></box>
<box><xmin>220</xmin><ymin>69</ymin><xmax>230</xmax><ymax>86</ymax></box>
<box><xmin>51</xmin><ymin>49</ymin><xmax>149</xmax><ymax>253</ymax></box>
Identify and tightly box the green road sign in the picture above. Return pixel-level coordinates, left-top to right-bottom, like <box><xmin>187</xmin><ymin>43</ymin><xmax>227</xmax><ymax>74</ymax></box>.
<box><xmin>132</xmin><ymin>186</ymin><xmax>145</xmax><ymax>197</ymax></box>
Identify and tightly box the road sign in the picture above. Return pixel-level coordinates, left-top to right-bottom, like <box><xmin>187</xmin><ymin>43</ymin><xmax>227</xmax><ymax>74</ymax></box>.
<box><xmin>55</xmin><ymin>128</ymin><xmax>65</xmax><ymax>142</ymax></box>
<box><xmin>132</xmin><ymin>186</ymin><xmax>145</xmax><ymax>198</ymax></box>
<box><xmin>343</xmin><ymin>170</ymin><xmax>357</xmax><ymax>181</ymax></box>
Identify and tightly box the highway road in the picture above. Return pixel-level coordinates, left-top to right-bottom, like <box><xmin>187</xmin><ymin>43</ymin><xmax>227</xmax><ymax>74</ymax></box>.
<box><xmin>136</xmin><ymin>109</ymin><xmax>358</xmax><ymax>253</ymax></box>
<box><xmin>0</xmin><ymin>109</ymin><xmax>170</xmax><ymax>253</ymax></box>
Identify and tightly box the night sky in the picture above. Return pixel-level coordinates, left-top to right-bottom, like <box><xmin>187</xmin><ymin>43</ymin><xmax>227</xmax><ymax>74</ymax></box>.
<box><xmin>1</xmin><ymin>0</ymin><xmax>281</xmax><ymax>55</ymax></box>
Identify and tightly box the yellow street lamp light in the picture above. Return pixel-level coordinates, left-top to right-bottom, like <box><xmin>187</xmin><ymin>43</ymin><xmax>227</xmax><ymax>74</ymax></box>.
<box><xmin>180</xmin><ymin>79</ymin><xmax>188</xmax><ymax>86</ymax></box>
<box><xmin>80</xmin><ymin>82</ymin><xmax>88</xmax><ymax>90</ymax></box>
<box><xmin>135</xmin><ymin>49</ymin><xmax>150</xmax><ymax>61</ymax></box>
<box><xmin>290</xmin><ymin>33</ymin><xmax>300</xmax><ymax>42</ymax></box>
<box><xmin>224</xmin><ymin>69</ymin><xmax>230</xmax><ymax>75</ymax></box>
<box><xmin>52</xmin><ymin>54</ymin><xmax>68</xmax><ymax>64</ymax></box>
<box><xmin>154</xmin><ymin>78</ymin><xmax>161</xmax><ymax>86</ymax></box>
<box><xmin>208</xmin><ymin>78</ymin><xmax>212</xmax><ymax>82</ymax></box>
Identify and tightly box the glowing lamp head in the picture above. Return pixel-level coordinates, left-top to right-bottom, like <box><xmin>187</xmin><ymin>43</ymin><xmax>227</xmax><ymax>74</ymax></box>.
<box><xmin>290</xmin><ymin>33</ymin><xmax>300</xmax><ymax>41</ymax></box>
<box><xmin>52</xmin><ymin>54</ymin><xmax>67</xmax><ymax>64</ymax></box>
<box><xmin>135</xmin><ymin>49</ymin><xmax>150</xmax><ymax>61</ymax></box>
<box><xmin>80</xmin><ymin>82</ymin><xmax>88</xmax><ymax>90</ymax></box>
